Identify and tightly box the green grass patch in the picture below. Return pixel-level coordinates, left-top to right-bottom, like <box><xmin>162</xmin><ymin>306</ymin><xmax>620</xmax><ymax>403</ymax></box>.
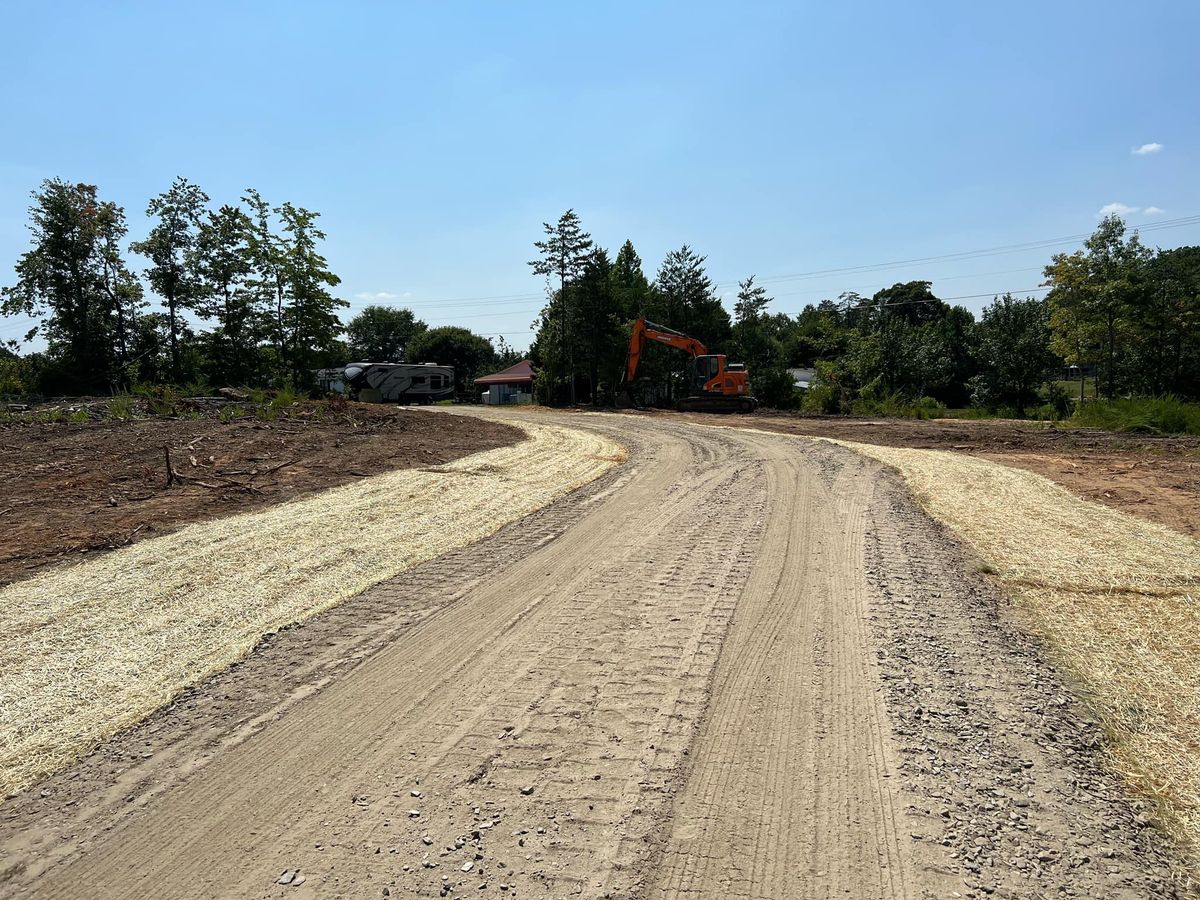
<box><xmin>849</xmin><ymin>393</ymin><xmax>947</xmax><ymax>419</ymax></box>
<box><xmin>1071</xmin><ymin>397</ymin><xmax>1200</xmax><ymax>436</ymax></box>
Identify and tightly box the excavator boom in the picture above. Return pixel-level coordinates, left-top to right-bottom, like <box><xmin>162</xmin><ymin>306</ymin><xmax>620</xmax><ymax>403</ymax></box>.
<box><xmin>622</xmin><ymin>318</ymin><xmax>757</xmax><ymax>413</ymax></box>
<box><xmin>625</xmin><ymin>319</ymin><xmax>708</xmax><ymax>384</ymax></box>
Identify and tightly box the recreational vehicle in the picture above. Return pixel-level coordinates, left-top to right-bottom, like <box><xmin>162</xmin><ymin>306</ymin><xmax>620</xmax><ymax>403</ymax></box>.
<box><xmin>339</xmin><ymin>362</ymin><xmax>455</xmax><ymax>404</ymax></box>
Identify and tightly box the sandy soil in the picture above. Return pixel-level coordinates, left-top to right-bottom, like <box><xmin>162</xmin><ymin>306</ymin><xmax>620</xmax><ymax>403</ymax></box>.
<box><xmin>652</xmin><ymin>409</ymin><xmax>1200</xmax><ymax>537</ymax></box>
<box><xmin>0</xmin><ymin>403</ymin><xmax>521</xmax><ymax>586</ymax></box>
<box><xmin>0</xmin><ymin>410</ymin><xmax>1183</xmax><ymax>899</ymax></box>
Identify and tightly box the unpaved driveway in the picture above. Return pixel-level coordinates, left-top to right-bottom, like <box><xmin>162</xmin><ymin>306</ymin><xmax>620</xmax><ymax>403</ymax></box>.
<box><xmin>0</xmin><ymin>411</ymin><xmax>1183</xmax><ymax>898</ymax></box>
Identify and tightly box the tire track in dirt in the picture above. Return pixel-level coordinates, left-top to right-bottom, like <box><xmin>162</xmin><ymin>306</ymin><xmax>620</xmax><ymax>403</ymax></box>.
<box><xmin>0</xmin><ymin>412</ymin><xmax>1185</xmax><ymax>899</ymax></box>
<box><xmin>644</xmin><ymin>433</ymin><xmax>957</xmax><ymax>900</ymax></box>
<box><xmin>4</xmin><ymin>417</ymin><xmax>768</xmax><ymax>899</ymax></box>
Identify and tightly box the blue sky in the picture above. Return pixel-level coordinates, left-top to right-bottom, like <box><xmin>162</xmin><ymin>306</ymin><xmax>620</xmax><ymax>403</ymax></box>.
<box><xmin>1</xmin><ymin>1</ymin><xmax>1197</xmax><ymax>351</ymax></box>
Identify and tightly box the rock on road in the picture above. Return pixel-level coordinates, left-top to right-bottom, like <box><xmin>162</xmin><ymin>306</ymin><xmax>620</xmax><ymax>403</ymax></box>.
<box><xmin>0</xmin><ymin>411</ymin><xmax>1181</xmax><ymax>899</ymax></box>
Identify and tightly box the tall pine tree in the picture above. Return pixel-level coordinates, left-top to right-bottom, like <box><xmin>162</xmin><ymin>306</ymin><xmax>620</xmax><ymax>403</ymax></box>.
<box><xmin>528</xmin><ymin>209</ymin><xmax>593</xmax><ymax>404</ymax></box>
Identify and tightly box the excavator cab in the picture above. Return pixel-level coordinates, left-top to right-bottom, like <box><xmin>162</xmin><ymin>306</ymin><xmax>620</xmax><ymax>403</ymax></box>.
<box><xmin>622</xmin><ymin>318</ymin><xmax>757</xmax><ymax>413</ymax></box>
<box><xmin>686</xmin><ymin>354</ymin><xmax>754</xmax><ymax>411</ymax></box>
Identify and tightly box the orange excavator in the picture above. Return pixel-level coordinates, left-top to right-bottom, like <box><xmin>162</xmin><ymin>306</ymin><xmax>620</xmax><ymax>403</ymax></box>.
<box><xmin>622</xmin><ymin>318</ymin><xmax>757</xmax><ymax>413</ymax></box>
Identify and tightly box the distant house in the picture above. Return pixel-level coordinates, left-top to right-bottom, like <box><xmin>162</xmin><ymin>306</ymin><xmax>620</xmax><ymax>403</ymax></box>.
<box><xmin>476</xmin><ymin>359</ymin><xmax>535</xmax><ymax>405</ymax></box>
<box><xmin>788</xmin><ymin>367</ymin><xmax>816</xmax><ymax>391</ymax></box>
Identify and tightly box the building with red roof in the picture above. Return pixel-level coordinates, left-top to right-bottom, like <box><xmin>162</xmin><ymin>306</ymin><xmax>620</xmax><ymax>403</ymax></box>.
<box><xmin>475</xmin><ymin>359</ymin><xmax>535</xmax><ymax>405</ymax></box>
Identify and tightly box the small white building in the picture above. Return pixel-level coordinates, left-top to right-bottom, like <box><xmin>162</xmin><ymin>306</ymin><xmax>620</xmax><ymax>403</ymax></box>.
<box><xmin>475</xmin><ymin>359</ymin><xmax>535</xmax><ymax>405</ymax></box>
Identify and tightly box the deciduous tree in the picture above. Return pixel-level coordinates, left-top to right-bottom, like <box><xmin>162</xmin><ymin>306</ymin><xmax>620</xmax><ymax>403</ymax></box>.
<box><xmin>970</xmin><ymin>293</ymin><xmax>1055</xmax><ymax>415</ymax></box>
<box><xmin>131</xmin><ymin>177</ymin><xmax>210</xmax><ymax>381</ymax></box>
<box><xmin>346</xmin><ymin>305</ymin><xmax>427</xmax><ymax>362</ymax></box>
<box><xmin>408</xmin><ymin>325</ymin><xmax>496</xmax><ymax>401</ymax></box>
<box><xmin>2</xmin><ymin>179</ymin><xmax>138</xmax><ymax>392</ymax></box>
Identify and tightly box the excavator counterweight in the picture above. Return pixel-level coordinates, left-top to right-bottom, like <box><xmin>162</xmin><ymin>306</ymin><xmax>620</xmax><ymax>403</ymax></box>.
<box><xmin>622</xmin><ymin>318</ymin><xmax>757</xmax><ymax>413</ymax></box>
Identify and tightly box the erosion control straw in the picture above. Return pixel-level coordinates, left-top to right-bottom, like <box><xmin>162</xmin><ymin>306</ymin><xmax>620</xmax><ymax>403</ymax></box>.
<box><xmin>829</xmin><ymin>438</ymin><xmax>1200</xmax><ymax>874</ymax></box>
<box><xmin>0</xmin><ymin>421</ymin><xmax>624</xmax><ymax>797</ymax></box>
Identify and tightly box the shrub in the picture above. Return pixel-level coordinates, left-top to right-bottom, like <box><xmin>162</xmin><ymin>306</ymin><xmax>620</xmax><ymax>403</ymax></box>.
<box><xmin>752</xmin><ymin>365</ymin><xmax>801</xmax><ymax>410</ymax></box>
<box><xmin>270</xmin><ymin>387</ymin><xmax>299</xmax><ymax>410</ymax></box>
<box><xmin>850</xmin><ymin>389</ymin><xmax>947</xmax><ymax>419</ymax></box>
<box><xmin>109</xmin><ymin>393</ymin><xmax>136</xmax><ymax>421</ymax></box>
<box><xmin>1072</xmin><ymin>396</ymin><xmax>1200</xmax><ymax>436</ymax></box>
<box><xmin>800</xmin><ymin>361</ymin><xmax>849</xmax><ymax>414</ymax></box>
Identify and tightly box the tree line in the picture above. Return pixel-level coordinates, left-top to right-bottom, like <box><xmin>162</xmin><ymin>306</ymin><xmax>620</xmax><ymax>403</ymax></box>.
<box><xmin>5</xmin><ymin>184</ymin><xmax>1197</xmax><ymax>414</ymax></box>
<box><xmin>0</xmin><ymin>178</ymin><xmax>516</xmax><ymax>399</ymax></box>
<box><xmin>527</xmin><ymin>210</ymin><xmax>1200</xmax><ymax>414</ymax></box>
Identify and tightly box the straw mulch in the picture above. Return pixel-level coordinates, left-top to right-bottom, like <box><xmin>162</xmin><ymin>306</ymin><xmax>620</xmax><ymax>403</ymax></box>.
<box><xmin>832</xmin><ymin>438</ymin><xmax>1200</xmax><ymax>872</ymax></box>
<box><xmin>0</xmin><ymin>422</ymin><xmax>623</xmax><ymax>797</ymax></box>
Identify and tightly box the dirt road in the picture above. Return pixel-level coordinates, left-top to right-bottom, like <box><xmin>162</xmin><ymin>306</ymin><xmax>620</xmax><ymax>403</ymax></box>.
<box><xmin>0</xmin><ymin>411</ymin><xmax>1182</xmax><ymax>898</ymax></box>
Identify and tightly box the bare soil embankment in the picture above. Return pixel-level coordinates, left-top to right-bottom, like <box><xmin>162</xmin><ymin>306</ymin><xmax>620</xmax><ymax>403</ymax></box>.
<box><xmin>0</xmin><ymin>401</ymin><xmax>521</xmax><ymax>586</ymax></box>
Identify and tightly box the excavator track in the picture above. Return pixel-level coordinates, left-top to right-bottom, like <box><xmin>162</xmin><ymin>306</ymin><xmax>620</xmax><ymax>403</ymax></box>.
<box><xmin>676</xmin><ymin>395</ymin><xmax>757</xmax><ymax>414</ymax></box>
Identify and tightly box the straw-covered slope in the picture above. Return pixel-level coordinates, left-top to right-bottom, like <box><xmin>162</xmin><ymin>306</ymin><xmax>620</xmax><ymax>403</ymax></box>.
<box><xmin>0</xmin><ymin>420</ymin><xmax>623</xmax><ymax>796</ymax></box>
<box><xmin>832</xmin><ymin>438</ymin><xmax>1200</xmax><ymax>874</ymax></box>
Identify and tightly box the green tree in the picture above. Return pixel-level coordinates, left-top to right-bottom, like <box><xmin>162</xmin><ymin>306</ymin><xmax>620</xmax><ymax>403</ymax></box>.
<box><xmin>346</xmin><ymin>305</ymin><xmax>427</xmax><ymax>362</ymax></box>
<box><xmin>573</xmin><ymin>247</ymin><xmax>631</xmax><ymax>403</ymax></box>
<box><xmin>276</xmin><ymin>202</ymin><xmax>346</xmax><ymax>386</ymax></box>
<box><xmin>649</xmin><ymin>246</ymin><xmax>731</xmax><ymax>401</ymax></box>
<box><xmin>789</xmin><ymin>299</ymin><xmax>853</xmax><ymax>365</ymax></box>
<box><xmin>609</xmin><ymin>239</ymin><xmax>651</xmax><ymax>319</ymax></box>
<box><xmin>2</xmin><ymin>179</ymin><xmax>137</xmax><ymax>392</ymax></box>
<box><xmin>911</xmin><ymin>306</ymin><xmax>977</xmax><ymax>406</ymax></box>
<box><xmin>1044</xmin><ymin>216</ymin><xmax>1151</xmax><ymax>398</ymax></box>
<box><xmin>242</xmin><ymin>188</ymin><xmax>289</xmax><ymax>371</ymax></box>
<box><xmin>970</xmin><ymin>293</ymin><xmax>1055</xmax><ymax>415</ymax></box>
<box><xmin>408</xmin><ymin>326</ymin><xmax>497</xmax><ymax>401</ymax></box>
<box><xmin>97</xmin><ymin>196</ymin><xmax>146</xmax><ymax>383</ymax></box>
<box><xmin>528</xmin><ymin>209</ymin><xmax>594</xmax><ymax>404</ymax></box>
<box><xmin>240</xmin><ymin>190</ymin><xmax>345</xmax><ymax>387</ymax></box>
<box><xmin>867</xmin><ymin>280</ymin><xmax>948</xmax><ymax>326</ymax></box>
<box><xmin>731</xmin><ymin>277</ymin><xmax>798</xmax><ymax>408</ymax></box>
<box><xmin>194</xmin><ymin>204</ymin><xmax>260</xmax><ymax>384</ymax></box>
<box><xmin>130</xmin><ymin>177</ymin><xmax>210</xmax><ymax>381</ymax></box>
<box><xmin>492</xmin><ymin>335</ymin><xmax>523</xmax><ymax>368</ymax></box>
<box><xmin>1133</xmin><ymin>246</ymin><xmax>1200</xmax><ymax>397</ymax></box>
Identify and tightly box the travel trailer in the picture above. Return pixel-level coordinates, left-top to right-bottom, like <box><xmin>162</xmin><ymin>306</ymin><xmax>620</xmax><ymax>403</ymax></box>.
<box><xmin>337</xmin><ymin>362</ymin><xmax>455</xmax><ymax>404</ymax></box>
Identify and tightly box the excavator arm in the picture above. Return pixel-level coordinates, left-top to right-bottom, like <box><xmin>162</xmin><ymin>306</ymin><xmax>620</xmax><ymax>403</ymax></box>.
<box><xmin>621</xmin><ymin>317</ymin><xmax>756</xmax><ymax>413</ymax></box>
<box><xmin>624</xmin><ymin>318</ymin><xmax>708</xmax><ymax>384</ymax></box>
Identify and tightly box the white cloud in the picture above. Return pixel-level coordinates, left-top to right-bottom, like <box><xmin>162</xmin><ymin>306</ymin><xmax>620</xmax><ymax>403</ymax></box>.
<box><xmin>1132</xmin><ymin>142</ymin><xmax>1163</xmax><ymax>155</ymax></box>
<box><xmin>1098</xmin><ymin>202</ymin><xmax>1139</xmax><ymax>217</ymax></box>
<box><xmin>1143</xmin><ymin>206</ymin><xmax>1165</xmax><ymax>216</ymax></box>
<box><xmin>354</xmin><ymin>291</ymin><xmax>413</xmax><ymax>302</ymax></box>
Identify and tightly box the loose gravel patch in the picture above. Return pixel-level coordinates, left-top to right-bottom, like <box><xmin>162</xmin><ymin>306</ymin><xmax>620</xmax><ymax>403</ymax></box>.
<box><xmin>833</xmin><ymin>437</ymin><xmax>1200</xmax><ymax>883</ymax></box>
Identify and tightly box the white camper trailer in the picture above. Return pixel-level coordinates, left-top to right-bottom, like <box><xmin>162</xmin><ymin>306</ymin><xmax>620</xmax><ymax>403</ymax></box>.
<box><xmin>339</xmin><ymin>362</ymin><xmax>455</xmax><ymax>404</ymax></box>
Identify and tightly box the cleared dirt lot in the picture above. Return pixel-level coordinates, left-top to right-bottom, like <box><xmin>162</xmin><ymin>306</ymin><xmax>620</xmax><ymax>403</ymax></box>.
<box><xmin>0</xmin><ymin>402</ymin><xmax>520</xmax><ymax>586</ymax></box>
<box><xmin>0</xmin><ymin>410</ymin><xmax>1184</xmax><ymax>899</ymax></box>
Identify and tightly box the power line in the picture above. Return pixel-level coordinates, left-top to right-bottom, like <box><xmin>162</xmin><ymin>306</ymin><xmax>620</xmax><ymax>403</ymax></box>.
<box><xmin>421</xmin><ymin>307</ymin><xmax>542</xmax><ymax>321</ymax></box>
<box><xmin>710</xmin><ymin>214</ymin><xmax>1200</xmax><ymax>287</ymax></box>
<box><xmin>847</xmin><ymin>287</ymin><xmax>1047</xmax><ymax>312</ymax></box>
<box><xmin>340</xmin><ymin>214</ymin><xmax>1200</xmax><ymax>311</ymax></box>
